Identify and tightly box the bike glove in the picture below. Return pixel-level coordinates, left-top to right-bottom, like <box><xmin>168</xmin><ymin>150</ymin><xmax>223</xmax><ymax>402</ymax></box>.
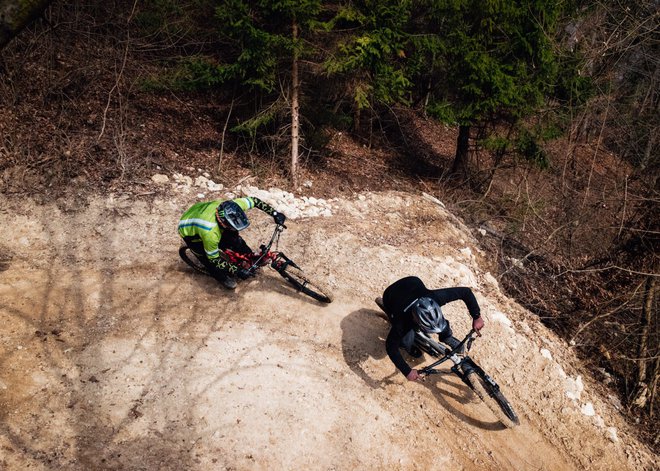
<box><xmin>236</xmin><ymin>268</ymin><xmax>252</xmax><ymax>280</ymax></box>
<box><xmin>273</xmin><ymin>211</ymin><xmax>286</xmax><ymax>225</ymax></box>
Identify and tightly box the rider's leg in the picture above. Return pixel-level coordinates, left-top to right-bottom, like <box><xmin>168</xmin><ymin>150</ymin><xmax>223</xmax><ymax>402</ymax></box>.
<box><xmin>438</xmin><ymin>323</ymin><xmax>474</xmax><ymax>374</ymax></box>
<box><xmin>182</xmin><ymin>236</ymin><xmax>236</xmax><ymax>289</ymax></box>
<box><xmin>401</xmin><ymin>330</ymin><xmax>423</xmax><ymax>358</ymax></box>
<box><xmin>375</xmin><ymin>297</ymin><xmax>422</xmax><ymax>357</ymax></box>
<box><xmin>182</xmin><ymin>236</ymin><xmax>205</xmax><ymax>258</ymax></box>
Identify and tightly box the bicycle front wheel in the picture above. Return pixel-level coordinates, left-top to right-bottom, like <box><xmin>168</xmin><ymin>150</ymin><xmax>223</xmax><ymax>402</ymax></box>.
<box><xmin>277</xmin><ymin>265</ymin><xmax>333</xmax><ymax>303</ymax></box>
<box><xmin>466</xmin><ymin>371</ymin><xmax>520</xmax><ymax>428</ymax></box>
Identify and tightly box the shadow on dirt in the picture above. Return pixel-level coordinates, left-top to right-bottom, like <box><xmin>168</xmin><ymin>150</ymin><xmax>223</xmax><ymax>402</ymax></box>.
<box><xmin>340</xmin><ymin>308</ymin><xmax>504</xmax><ymax>431</ymax></box>
<box><xmin>176</xmin><ymin>260</ymin><xmax>332</xmax><ymax>306</ymax></box>
<box><xmin>340</xmin><ymin>308</ymin><xmax>395</xmax><ymax>389</ymax></box>
<box><xmin>419</xmin><ymin>375</ymin><xmax>506</xmax><ymax>431</ymax></box>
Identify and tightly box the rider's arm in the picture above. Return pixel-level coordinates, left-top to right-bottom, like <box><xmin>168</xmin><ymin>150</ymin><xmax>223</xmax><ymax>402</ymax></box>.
<box><xmin>233</xmin><ymin>196</ymin><xmax>277</xmax><ymax>216</ymax></box>
<box><xmin>385</xmin><ymin>328</ymin><xmax>412</xmax><ymax>378</ymax></box>
<box><xmin>430</xmin><ymin>287</ymin><xmax>481</xmax><ymax>319</ymax></box>
<box><xmin>233</xmin><ymin>196</ymin><xmax>285</xmax><ymax>224</ymax></box>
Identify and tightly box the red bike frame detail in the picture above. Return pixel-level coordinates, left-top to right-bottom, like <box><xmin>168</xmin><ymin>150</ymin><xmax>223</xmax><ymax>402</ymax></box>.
<box><xmin>219</xmin><ymin>225</ymin><xmax>294</xmax><ymax>275</ymax></box>
<box><xmin>223</xmin><ymin>249</ymin><xmax>281</xmax><ymax>270</ymax></box>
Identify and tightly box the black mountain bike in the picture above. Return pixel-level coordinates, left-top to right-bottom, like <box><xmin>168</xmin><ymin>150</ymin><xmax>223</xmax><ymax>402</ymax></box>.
<box><xmin>179</xmin><ymin>224</ymin><xmax>333</xmax><ymax>303</ymax></box>
<box><xmin>375</xmin><ymin>298</ymin><xmax>519</xmax><ymax>428</ymax></box>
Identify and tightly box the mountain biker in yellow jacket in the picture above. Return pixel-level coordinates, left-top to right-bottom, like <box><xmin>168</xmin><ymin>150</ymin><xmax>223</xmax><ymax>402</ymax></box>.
<box><xmin>377</xmin><ymin>276</ymin><xmax>484</xmax><ymax>381</ymax></box>
<box><xmin>178</xmin><ymin>196</ymin><xmax>286</xmax><ymax>289</ymax></box>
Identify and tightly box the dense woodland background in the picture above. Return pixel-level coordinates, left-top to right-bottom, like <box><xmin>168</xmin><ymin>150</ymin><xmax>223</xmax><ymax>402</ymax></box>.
<box><xmin>1</xmin><ymin>0</ymin><xmax>658</xmax><ymax>449</ymax></box>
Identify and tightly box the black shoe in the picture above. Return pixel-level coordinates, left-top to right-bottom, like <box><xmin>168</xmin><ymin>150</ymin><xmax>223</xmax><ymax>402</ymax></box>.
<box><xmin>222</xmin><ymin>277</ymin><xmax>237</xmax><ymax>290</ymax></box>
<box><xmin>407</xmin><ymin>346</ymin><xmax>423</xmax><ymax>358</ymax></box>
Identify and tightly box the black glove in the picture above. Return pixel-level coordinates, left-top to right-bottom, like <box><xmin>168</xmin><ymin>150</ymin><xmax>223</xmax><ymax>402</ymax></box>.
<box><xmin>273</xmin><ymin>211</ymin><xmax>286</xmax><ymax>225</ymax></box>
<box><xmin>236</xmin><ymin>268</ymin><xmax>252</xmax><ymax>280</ymax></box>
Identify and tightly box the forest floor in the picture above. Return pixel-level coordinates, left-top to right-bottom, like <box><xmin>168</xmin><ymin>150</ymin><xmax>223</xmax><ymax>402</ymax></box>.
<box><xmin>0</xmin><ymin>179</ymin><xmax>657</xmax><ymax>470</ymax></box>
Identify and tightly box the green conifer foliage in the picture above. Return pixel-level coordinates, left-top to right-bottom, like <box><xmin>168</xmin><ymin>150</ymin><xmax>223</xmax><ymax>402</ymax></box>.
<box><xmin>414</xmin><ymin>0</ymin><xmax>561</xmax><ymax>174</ymax></box>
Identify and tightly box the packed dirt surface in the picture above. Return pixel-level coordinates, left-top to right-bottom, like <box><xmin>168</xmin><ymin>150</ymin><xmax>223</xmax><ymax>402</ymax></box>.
<box><xmin>0</xmin><ymin>182</ymin><xmax>657</xmax><ymax>470</ymax></box>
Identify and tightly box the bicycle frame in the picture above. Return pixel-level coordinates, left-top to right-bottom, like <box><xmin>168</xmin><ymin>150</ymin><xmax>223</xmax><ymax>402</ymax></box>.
<box><xmin>223</xmin><ymin>224</ymin><xmax>299</xmax><ymax>275</ymax></box>
<box><xmin>418</xmin><ymin>329</ymin><xmax>504</xmax><ymax>392</ymax></box>
<box><xmin>417</xmin><ymin>329</ymin><xmax>477</xmax><ymax>378</ymax></box>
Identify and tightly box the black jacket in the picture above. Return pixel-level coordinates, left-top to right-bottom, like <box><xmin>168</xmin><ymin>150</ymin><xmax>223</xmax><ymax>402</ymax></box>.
<box><xmin>382</xmin><ymin>276</ymin><xmax>481</xmax><ymax>377</ymax></box>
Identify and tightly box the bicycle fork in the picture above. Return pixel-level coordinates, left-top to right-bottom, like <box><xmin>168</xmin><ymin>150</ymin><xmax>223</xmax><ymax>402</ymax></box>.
<box><xmin>270</xmin><ymin>252</ymin><xmax>299</xmax><ymax>273</ymax></box>
<box><xmin>455</xmin><ymin>359</ymin><xmax>502</xmax><ymax>397</ymax></box>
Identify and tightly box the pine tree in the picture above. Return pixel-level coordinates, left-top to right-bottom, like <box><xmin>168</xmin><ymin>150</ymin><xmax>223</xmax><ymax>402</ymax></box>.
<box><xmin>414</xmin><ymin>0</ymin><xmax>561</xmax><ymax>177</ymax></box>
<box><xmin>214</xmin><ymin>0</ymin><xmax>322</xmax><ymax>185</ymax></box>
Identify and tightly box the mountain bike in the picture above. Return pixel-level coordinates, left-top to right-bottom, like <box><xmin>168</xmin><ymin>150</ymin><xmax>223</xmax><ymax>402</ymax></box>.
<box><xmin>179</xmin><ymin>224</ymin><xmax>333</xmax><ymax>303</ymax></box>
<box><xmin>375</xmin><ymin>298</ymin><xmax>519</xmax><ymax>428</ymax></box>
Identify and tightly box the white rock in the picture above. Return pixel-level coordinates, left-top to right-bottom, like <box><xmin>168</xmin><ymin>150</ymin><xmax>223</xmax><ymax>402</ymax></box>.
<box><xmin>197</xmin><ymin>193</ymin><xmax>206</xmax><ymax>199</ymax></box>
<box><xmin>565</xmin><ymin>375</ymin><xmax>584</xmax><ymax>401</ymax></box>
<box><xmin>490</xmin><ymin>310</ymin><xmax>513</xmax><ymax>328</ymax></box>
<box><xmin>540</xmin><ymin>348</ymin><xmax>553</xmax><ymax>361</ymax></box>
<box><xmin>606</xmin><ymin>427</ymin><xmax>618</xmax><ymax>443</ymax></box>
<box><xmin>151</xmin><ymin>174</ymin><xmax>169</xmax><ymax>184</ymax></box>
<box><xmin>195</xmin><ymin>176</ymin><xmax>210</xmax><ymax>187</ymax></box>
<box><xmin>483</xmin><ymin>272</ymin><xmax>499</xmax><ymax>288</ymax></box>
<box><xmin>580</xmin><ymin>402</ymin><xmax>595</xmax><ymax>417</ymax></box>
<box><xmin>593</xmin><ymin>415</ymin><xmax>605</xmax><ymax>428</ymax></box>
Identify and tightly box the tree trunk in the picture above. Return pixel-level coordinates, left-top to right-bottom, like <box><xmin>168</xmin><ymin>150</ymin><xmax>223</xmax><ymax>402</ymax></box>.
<box><xmin>450</xmin><ymin>124</ymin><xmax>471</xmax><ymax>177</ymax></box>
<box><xmin>0</xmin><ymin>0</ymin><xmax>53</xmax><ymax>49</ymax></box>
<box><xmin>637</xmin><ymin>276</ymin><xmax>656</xmax><ymax>384</ymax></box>
<box><xmin>290</xmin><ymin>18</ymin><xmax>299</xmax><ymax>188</ymax></box>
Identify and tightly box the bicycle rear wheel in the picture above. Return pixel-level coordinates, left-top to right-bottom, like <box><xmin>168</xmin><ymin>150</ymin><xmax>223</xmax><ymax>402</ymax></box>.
<box><xmin>277</xmin><ymin>265</ymin><xmax>333</xmax><ymax>303</ymax></box>
<box><xmin>179</xmin><ymin>246</ymin><xmax>211</xmax><ymax>276</ymax></box>
<box><xmin>466</xmin><ymin>371</ymin><xmax>520</xmax><ymax>428</ymax></box>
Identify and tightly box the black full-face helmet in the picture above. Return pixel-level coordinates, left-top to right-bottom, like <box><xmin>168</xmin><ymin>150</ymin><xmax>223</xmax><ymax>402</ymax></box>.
<box><xmin>409</xmin><ymin>297</ymin><xmax>447</xmax><ymax>333</ymax></box>
<box><xmin>216</xmin><ymin>200</ymin><xmax>250</xmax><ymax>231</ymax></box>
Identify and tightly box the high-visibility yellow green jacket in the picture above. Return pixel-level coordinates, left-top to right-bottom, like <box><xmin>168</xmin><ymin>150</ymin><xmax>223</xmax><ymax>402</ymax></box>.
<box><xmin>178</xmin><ymin>196</ymin><xmax>276</xmax><ymax>274</ymax></box>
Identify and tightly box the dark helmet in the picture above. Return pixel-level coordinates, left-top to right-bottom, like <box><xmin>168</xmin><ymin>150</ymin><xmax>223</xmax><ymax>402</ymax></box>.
<box><xmin>410</xmin><ymin>297</ymin><xmax>447</xmax><ymax>333</ymax></box>
<box><xmin>216</xmin><ymin>200</ymin><xmax>250</xmax><ymax>231</ymax></box>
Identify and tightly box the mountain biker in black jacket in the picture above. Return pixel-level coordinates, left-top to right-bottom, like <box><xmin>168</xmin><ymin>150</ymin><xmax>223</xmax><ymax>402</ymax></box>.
<box><xmin>378</xmin><ymin>276</ymin><xmax>484</xmax><ymax>381</ymax></box>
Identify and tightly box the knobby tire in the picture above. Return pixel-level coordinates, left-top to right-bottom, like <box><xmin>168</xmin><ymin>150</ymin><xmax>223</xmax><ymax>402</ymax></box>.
<box><xmin>278</xmin><ymin>265</ymin><xmax>333</xmax><ymax>303</ymax></box>
<box><xmin>466</xmin><ymin>371</ymin><xmax>520</xmax><ymax>428</ymax></box>
<box><xmin>179</xmin><ymin>246</ymin><xmax>211</xmax><ymax>276</ymax></box>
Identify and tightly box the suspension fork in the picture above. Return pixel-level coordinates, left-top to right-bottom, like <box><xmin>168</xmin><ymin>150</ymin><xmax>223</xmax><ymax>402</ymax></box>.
<box><xmin>271</xmin><ymin>253</ymin><xmax>300</xmax><ymax>273</ymax></box>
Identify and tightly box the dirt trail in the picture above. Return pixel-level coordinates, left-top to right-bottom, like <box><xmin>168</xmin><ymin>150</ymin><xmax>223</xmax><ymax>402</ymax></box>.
<box><xmin>0</xmin><ymin>188</ymin><xmax>657</xmax><ymax>470</ymax></box>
